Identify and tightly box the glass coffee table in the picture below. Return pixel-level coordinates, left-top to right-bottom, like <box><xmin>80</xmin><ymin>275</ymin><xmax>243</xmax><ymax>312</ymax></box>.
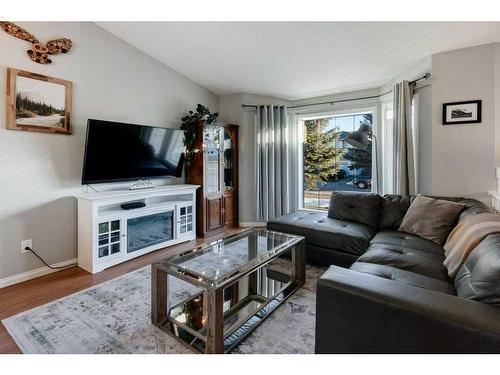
<box><xmin>151</xmin><ymin>228</ymin><xmax>305</xmax><ymax>353</ymax></box>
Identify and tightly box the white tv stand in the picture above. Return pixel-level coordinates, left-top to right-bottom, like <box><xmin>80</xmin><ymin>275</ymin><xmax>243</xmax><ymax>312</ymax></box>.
<box><xmin>76</xmin><ymin>184</ymin><xmax>199</xmax><ymax>274</ymax></box>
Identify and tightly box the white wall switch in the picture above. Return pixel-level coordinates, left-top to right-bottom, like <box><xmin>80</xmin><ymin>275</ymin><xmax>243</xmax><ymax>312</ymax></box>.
<box><xmin>21</xmin><ymin>239</ymin><xmax>32</xmax><ymax>254</ymax></box>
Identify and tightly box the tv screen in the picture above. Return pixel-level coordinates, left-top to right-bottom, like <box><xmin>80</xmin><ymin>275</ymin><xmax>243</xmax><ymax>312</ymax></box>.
<box><xmin>82</xmin><ymin>119</ymin><xmax>185</xmax><ymax>184</ymax></box>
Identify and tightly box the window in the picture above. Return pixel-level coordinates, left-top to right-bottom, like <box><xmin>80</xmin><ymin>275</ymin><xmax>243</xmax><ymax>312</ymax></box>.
<box><xmin>302</xmin><ymin>111</ymin><xmax>374</xmax><ymax>210</ymax></box>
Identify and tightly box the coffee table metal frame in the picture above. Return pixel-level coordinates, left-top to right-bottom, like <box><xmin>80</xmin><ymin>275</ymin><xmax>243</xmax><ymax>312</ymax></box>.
<box><xmin>151</xmin><ymin>228</ymin><xmax>305</xmax><ymax>354</ymax></box>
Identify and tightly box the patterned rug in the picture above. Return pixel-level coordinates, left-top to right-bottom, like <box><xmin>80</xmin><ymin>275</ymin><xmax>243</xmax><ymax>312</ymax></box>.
<box><xmin>2</xmin><ymin>260</ymin><xmax>325</xmax><ymax>354</ymax></box>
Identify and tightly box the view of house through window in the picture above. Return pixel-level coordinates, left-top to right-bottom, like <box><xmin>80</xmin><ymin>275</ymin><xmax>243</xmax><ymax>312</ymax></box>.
<box><xmin>303</xmin><ymin>112</ymin><xmax>374</xmax><ymax>210</ymax></box>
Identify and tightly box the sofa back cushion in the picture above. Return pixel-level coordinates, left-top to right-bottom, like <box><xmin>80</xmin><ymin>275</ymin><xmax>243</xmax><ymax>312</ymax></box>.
<box><xmin>328</xmin><ymin>192</ymin><xmax>382</xmax><ymax>228</ymax></box>
<box><xmin>430</xmin><ymin>196</ymin><xmax>491</xmax><ymax>223</ymax></box>
<box><xmin>455</xmin><ymin>233</ymin><xmax>500</xmax><ymax>307</ymax></box>
<box><xmin>379</xmin><ymin>194</ymin><xmax>414</xmax><ymax>229</ymax></box>
<box><xmin>379</xmin><ymin>195</ymin><xmax>490</xmax><ymax>230</ymax></box>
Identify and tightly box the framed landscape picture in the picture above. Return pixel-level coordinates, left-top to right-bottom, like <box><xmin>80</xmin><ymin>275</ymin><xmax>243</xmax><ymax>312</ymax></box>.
<box><xmin>442</xmin><ymin>100</ymin><xmax>482</xmax><ymax>125</ymax></box>
<box><xmin>6</xmin><ymin>68</ymin><xmax>72</xmax><ymax>134</ymax></box>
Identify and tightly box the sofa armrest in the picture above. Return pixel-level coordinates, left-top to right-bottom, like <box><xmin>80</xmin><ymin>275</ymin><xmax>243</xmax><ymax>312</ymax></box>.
<box><xmin>315</xmin><ymin>266</ymin><xmax>500</xmax><ymax>353</ymax></box>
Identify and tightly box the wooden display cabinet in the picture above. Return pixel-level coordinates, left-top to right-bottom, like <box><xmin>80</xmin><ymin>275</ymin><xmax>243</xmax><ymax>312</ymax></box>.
<box><xmin>186</xmin><ymin>121</ymin><xmax>239</xmax><ymax>237</ymax></box>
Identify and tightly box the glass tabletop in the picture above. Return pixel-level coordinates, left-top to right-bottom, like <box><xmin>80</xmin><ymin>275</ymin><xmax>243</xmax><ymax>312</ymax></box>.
<box><xmin>156</xmin><ymin>228</ymin><xmax>303</xmax><ymax>288</ymax></box>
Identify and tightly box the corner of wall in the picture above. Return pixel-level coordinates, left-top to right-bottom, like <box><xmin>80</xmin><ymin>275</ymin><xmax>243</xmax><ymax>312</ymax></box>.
<box><xmin>219</xmin><ymin>93</ymin><xmax>245</xmax><ymax>124</ymax></box>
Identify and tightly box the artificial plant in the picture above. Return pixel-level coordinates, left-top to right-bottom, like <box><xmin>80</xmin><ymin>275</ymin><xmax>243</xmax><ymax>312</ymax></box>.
<box><xmin>181</xmin><ymin>104</ymin><xmax>219</xmax><ymax>166</ymax></box>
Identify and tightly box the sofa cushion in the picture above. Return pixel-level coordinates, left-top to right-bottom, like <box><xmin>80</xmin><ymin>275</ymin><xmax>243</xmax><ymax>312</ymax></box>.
<box><xmin>267</xmin><ymin>210</ymin><xmax>376</xmax><ymax>256</ymax></box>
<box><xmin>455</xmin><ymin>233</ymin><xmax>500</xmax><ymax>307</ymax></box>
<box><xmin>307</xmin><ymin>218</ymin><xmax>377</xmax><ymax>256</ymax></box>
<box><xmin>328</xmin><ymin>192</ymin><xmax>382</xmax><ymax>228</ymax></box>
<box><xmin>370</xmin><ymin>230</ymin><xmax>444</xmax><ymax>255</ymax></box>
<box><xmin>350</xmin><ymin>262</ymin><xmax>456</xmax><ymax>295</ymax></box>
<box><xmin>379</xmin><ymin>194</ymin><xmax>414</xmax><ymax>229</ymax></box>
<box><xmin>305</xmin><ymin>243</ymin><xmax>359</xmax><ymax>267</ymax></box>
<box><xmin>431</xmin><ymin>196</ymin><xmax>491</xmax><ymax>224</ymax></box>
<box><xmin>266</xmin><ymin>210</ymin><xmax>326</xmax><ymax>238</ymax></box>
<box><xmin>378</xmin><ymin>195</ymin><xmax>490</xmax><ymax>230</ymax></box>
<box><xmin>357</xmin><ymin>243</ymin><xmax>449</xmax><ymax>282</ymax></box>
<box><xmin>399</xmin><ymin>195</ymin><xmax>465</xmax><ymax>244</ymax></box>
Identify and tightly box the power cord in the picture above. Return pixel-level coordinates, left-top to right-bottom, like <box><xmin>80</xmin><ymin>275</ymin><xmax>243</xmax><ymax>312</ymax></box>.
<box><xmin>24</xmin><ymin>246</ymin><xmax>77</xmax><ymax>270</ymax></box>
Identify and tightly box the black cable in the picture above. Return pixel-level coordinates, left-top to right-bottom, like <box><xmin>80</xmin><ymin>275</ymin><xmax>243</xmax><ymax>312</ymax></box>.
<box><xmin>24</xmin><ymin>246</ymin><xmax>77</xmax><ymax>270</ymax></box>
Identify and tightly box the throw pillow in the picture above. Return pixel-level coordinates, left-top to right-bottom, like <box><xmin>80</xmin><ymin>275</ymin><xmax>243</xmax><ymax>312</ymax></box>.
<box><xmin>399</xmin><ymin>195</ymin><xmax>465</xmax><ymax>244</ymax></box>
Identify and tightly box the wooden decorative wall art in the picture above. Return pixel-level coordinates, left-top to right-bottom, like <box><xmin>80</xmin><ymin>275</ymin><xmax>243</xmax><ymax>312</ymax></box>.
<box><xmin>0</xmin><ymin>22</ymin><xmax>72</xmax><ymax>64</ymax></box>
<box><xmin>6</xmin><ymin>68</ymin><xmax>73</xmax><ymax>134</ymax></box>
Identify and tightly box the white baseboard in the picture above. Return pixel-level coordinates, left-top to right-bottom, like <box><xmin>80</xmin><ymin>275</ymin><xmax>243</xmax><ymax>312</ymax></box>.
<box><xmin>0</xmin><ymin>258</ymin><xmax>77</xmax><ymax>289</ymax></box>
<box><xmin>239</xmin><ymin>221</ymin><xmax>267</xmax><ymax>227</ymax></box>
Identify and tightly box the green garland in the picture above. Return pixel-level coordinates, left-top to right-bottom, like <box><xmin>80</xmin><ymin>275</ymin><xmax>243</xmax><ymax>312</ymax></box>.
<box><xmin>181</xmin><ymin>104</ymin><xmax>219</xmax><ymax>166</ymax></box>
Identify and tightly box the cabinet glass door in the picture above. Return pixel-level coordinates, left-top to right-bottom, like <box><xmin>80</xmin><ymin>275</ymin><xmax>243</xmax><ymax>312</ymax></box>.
<box><xmin>98</xmin><ymin>219</ymin><xmax>122</xmax><ymax>259</ymax></box>
<box><xmin>178</xmin><ymin>205</ymin><xmax>194</xmax><ymax>235</ymax></box>
<box><xmin>204</xmin><ymin>127</ymin><xmax>221</xmax><ymax>194</ymax></box>
<box><xmin>223</xmin><ymin>129</ymin><xmax>234</xmax><ymax>192</ymax></box>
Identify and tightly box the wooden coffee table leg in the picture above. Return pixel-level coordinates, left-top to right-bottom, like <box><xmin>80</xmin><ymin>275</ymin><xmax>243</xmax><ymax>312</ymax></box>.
<box><xmin>205</xmin><ymin>287</ymin><xmax>224</xmax><ymax>354</ymax></box>
<box><xmin>292</xmin><ymin>240</ymin><xmax>306</xmax><ymax>287</ymax></box>
<box><xmin>151</xmin><ymin>264</ymin><xmax>169</xmax><ymax>325</ymax></box>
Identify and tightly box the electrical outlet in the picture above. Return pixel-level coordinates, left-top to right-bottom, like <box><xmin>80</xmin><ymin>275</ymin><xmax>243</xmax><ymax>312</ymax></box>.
<box><xmin>21</xmin><ymin>239</ymin><xmax>32</xmax><ymax>254</ymax></box>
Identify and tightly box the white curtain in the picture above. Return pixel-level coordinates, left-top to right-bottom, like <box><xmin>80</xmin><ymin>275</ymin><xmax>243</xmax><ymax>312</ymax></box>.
<box><xmin>255</xmin><ymin>105</ymin><xmax>300</xmax><ymax>221</ymax></box>
<box><xmin>393</xmin><ymin>81</ymin><xmax>418</xmax><ymax>195</ymax></box>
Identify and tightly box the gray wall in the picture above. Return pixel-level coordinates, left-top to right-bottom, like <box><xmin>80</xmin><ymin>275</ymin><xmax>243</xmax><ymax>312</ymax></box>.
<box><xmin>429</xmin><ymin>44</ymin><xmax>497</xmax><ymax>203</ymax></box>
<box><xmin>0</xmin><ymin>22</ymin><xmax>218</xmax><ymax>280</ymax></box>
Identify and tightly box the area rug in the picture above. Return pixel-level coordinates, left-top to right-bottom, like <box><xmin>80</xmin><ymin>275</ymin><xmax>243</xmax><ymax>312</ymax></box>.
<box><xmin>2</xmin><ymin>260</ymin><xmax>325</xmax><ymax>354</ymax></box>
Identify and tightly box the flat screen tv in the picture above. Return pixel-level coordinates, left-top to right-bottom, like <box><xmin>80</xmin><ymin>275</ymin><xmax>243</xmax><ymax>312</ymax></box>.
<box><xmin>82</xmin><ymin>119</ymin><xmax>185</xmax><ymax>184</ymax></box>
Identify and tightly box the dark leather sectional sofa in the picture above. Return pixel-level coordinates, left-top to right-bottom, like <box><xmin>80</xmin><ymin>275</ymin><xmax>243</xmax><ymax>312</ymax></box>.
<box><xmin>267</xmin><ymin>192</ymin><xmax>500</xmax><ymax>353</ymax></box>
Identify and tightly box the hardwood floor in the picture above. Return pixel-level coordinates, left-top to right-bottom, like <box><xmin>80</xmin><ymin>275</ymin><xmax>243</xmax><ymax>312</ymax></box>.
<box><xmin>0</xmin><ymin>227</ymin><xmax>246</xmax><ymax>354</ymax></box>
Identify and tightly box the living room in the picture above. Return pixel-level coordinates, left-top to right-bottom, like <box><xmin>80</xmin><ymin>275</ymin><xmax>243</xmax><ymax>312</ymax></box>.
<box><xmin>1</xmin><ymin>1</ymin><xmax>500</xmax><ymax>373</ymax></box>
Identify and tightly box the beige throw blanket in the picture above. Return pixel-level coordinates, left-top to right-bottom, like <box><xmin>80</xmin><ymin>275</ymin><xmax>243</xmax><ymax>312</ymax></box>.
<box><xmin>444</xmin><ymin>213</ymin><xmax>500</xmax><ymax>278</ymax></box>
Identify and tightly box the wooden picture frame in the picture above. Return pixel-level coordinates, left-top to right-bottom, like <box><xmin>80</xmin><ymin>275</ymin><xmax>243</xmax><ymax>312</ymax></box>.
<box><xmin>6</xmin><ymin>68</ymin><xmax>72</xmax><ymax>134</ymax></box>
<box><xmin>442</xmin><ymin>100</ymin><xmax>482</xmax><ymax>125</ymax></box>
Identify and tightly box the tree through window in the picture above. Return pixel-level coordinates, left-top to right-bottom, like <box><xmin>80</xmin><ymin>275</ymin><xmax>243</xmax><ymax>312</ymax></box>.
<box><xmin>303</xmin><ymin>112</ymin><xmax>373</xmax><ymax>210</ymax></box>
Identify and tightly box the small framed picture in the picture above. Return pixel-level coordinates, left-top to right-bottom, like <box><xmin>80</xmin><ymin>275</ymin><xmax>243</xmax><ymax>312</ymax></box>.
<box><xmin>6</xmin><ymin>67</ymin><xmax>72</xmax><ymax>134</ymax></box>
<box><xmin>442</xmin><ymin>100</ymin><xmax>482</xmax><ymax>125</ymax></box>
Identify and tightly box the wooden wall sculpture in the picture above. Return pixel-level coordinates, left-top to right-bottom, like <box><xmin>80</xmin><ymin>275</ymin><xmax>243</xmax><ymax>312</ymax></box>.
<box><xmin>0</xmin><ymin>21</ymin><xmax>72</xmax><ymax>64</ymax></box>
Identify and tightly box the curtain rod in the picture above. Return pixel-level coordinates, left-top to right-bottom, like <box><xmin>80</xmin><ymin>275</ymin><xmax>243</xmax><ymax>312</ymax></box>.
<box><xmin>241</xmin><ymin>73</ymin><xmax>431</xmax><ymax>109</ymax></box>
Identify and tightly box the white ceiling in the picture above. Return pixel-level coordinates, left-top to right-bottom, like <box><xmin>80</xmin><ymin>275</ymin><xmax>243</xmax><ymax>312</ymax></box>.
<box><xmin>97</xmin><ymin>22</ymin><xmax>500</xmax><ymax>100</ymax></box>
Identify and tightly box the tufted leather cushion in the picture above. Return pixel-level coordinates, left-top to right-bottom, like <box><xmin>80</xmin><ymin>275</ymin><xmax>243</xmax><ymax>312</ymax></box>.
<box><xmin>378</xmin><ymin>195</ymin><xmax>490</xmax><ymax>230</ymax></box>
<box><xmin>379</xmin><ymin>195</ymin><xmax>414</xmax><ymax>229</ymax></box>
<box><xmin>307</xmin><ymin>218</ymin><xmax>376</xmax><ymax>255</ymax></box>
<box><xmin>357</xmin><ymin>243</ymin><xmax>450</xmax><ymax>282</ymax></box>
<box><xmin>267</xmin><ymin>210</ymin><xmax>376</xmax><ymax>255</ymax></box>
<box><xmin>266</xmin><ymin>210</ymin><xmax>326</xmax><ymax>238</ymax></box>
<box><xmin>328</xmin><ymin>192</ymin><xmax>382</xmax><ymax>228</ymax></box>
<box><xmin>371</xmin><ymin>230</ymin><xmax>444</xmax><ymax>255</ymax></box>
<box><xmin>350</xmin><ymin>262</ymin><xmax>456</xmax><ymax>295</ymax></box>
<box><xmin>457</xmin><ymin>201</ymin><xmax>491</xmax><ymax>223</ymax></box>
<box><xmin>455</xmin><ymin>233</ymin><xmax>500</xmax><ymax>306</ymax></box>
